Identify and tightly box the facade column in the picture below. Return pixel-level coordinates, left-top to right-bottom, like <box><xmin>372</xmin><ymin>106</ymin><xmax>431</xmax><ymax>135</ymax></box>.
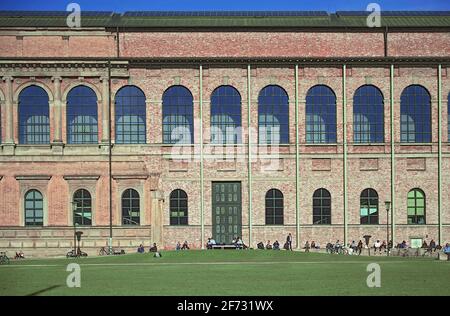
<box><xmin>3</xmin><ymin>76</ymin><xmax>14</xmax><ymax>144</ymax></box>
<box><xmin>437</xmin><ymin>64</ymin><xmax>443</xmax><ymax>245</ymax></box>
<box><xmin>342</xmin><ymin>65</ymin><xmax>348</xmax><ymax>246</ymax></box>
<box><xmin>295</xmin><ymin>65</ymin><xmax>301</xmax><ymax>249</ymax></box>
<box><xmin>199</xmin><ymin>65</ymin><xmax>205</xmax><ymax>249</ymax></box>
<box><xmin>52</xmin><ymin>76</ymin><xmax>63</xmax><ymax>143</ymax></box>
<box><xmin>247</xmin><ymin>64</ymin><xmax>253</xmax><ymax>248</ymax></box>
<box><xmin>100</xmin><ymin>76</ymin><xmax>110</xmax><ymax>144</ymax></box>
<box><xmin>390</xmin><ymin>64</ymin><xmax>396</xmax><ymax>246</ymax></box>
<box><xmin>150</xmin><ymin>190</ymin><xmax>164</xmax><ymax>247</ymax></box>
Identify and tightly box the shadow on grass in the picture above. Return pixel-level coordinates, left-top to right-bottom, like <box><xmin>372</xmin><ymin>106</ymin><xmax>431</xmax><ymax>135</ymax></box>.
<box><xmin>26</xmin><ymin>285</ymin><xmax>61</xmax><ymax>296</ymax></box>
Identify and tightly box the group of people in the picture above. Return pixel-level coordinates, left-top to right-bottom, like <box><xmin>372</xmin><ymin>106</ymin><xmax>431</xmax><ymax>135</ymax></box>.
<box><xmin>176</xmin><ymin>240</ymin><xmax>191</xmax><ymax>250</ymax></box>
<box><xmin>137</xmin><ymin>243</ymin><xmax>158</xmax><ymax>253</ymax></box>
<box><xmin>14</xmin><ymin>251</ymin><xmax>25</xmax><ymax>259</ymax></box>
<box><xmin>257</xmin><ymin>233</ymin><xmax>294</xmax><ymax>251</ymax></box>
<box><xmin>303</xmin><ymin>241</ymin><xmax>321</xmax><ymax>252</ymax></box>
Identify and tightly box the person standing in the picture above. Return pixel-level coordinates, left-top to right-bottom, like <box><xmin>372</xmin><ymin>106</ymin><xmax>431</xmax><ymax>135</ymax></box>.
<box><xmin>304</xmin><ymin>241</ymin><xmax>310</xmax><ymax>253</ymax></box>
<box><xmin>286</xmin><ymin>233</ymin><xmax>293</xmax><ymax>251</ymax></box>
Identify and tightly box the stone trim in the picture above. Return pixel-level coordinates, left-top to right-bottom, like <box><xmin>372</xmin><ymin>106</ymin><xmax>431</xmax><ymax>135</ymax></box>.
<box><xmin>15</xmin><ymin>175</ymin><xmax>52</xmax><ymax>181</ymax></box>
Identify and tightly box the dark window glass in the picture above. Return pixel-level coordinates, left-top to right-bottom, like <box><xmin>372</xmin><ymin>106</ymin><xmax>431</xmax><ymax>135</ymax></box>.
<box><xmin>162</xmin><ymin>86</ymin><xmax>193</xmax><ymax>144</ymax></box>
<box><xmin>24</xmin><ymin>189</ymin><xmax>43</xmax><ymax>226</ymax></box>
<box><xmin>18</xmin><ymin>85</ymin><xmax>50</xmax><ymax>144</ymax></box>
<box><xmin>258</xmin><ymin>85</ymin><xmax>289</xmax><ymax>144</ymax></box>
<box><xmin>115</xmin><ymin>86</ymin><xmax>146</xmax><ymax>144</ymax></box>
<box><xmin>67</xmin><ymin>86</ymin><xmax>98</xmax><ymax>144</ymax></box>
<box><xmin>170</xmin><ymin>189</ymin><xmax>188</xmax><ymax>225</ymax></box>
<box><xmin>306</xmin><ymin>85</ymin><xmax>337</xmax><ymax>144</ymax></box>
<box><xmin>353</xmin><ymin>85</ymin><xmax>384</xmax><ymax>143</ymax></box>
<box><xmin>73</xmin><ymin>189</ymin><xmax>92</xmax><ymax>226</ymax></box>
<box><xmin>360</xmin><ymin>188</ymin><xmax>379</xmax><ymax>224</ymax></box>
<box><xmin>400</xmin><ymin>85</ymin><xmax>431</xmax><ymax>143</ymax></box>
<box><xmin>407</xmin><ymin>189</ymin><xmax>426</xmax><ymax>224</ymax></box>
<box><xmin>211</xmin><ymin>86</ymin><xmax>241</xmax><ymax>144</ymax></box>
<box><xmin>122</xmin><ymin>189</ymin><xmax>140</xmax><ymax>225</ymax></box>
<box><xmin>313</xmin><ymin>188</ymin><xmax>331</xmax><ymax>224</ymax></box>
<box><xmin>265</xmin><ymin>189</ymin><xmax>284</xmax><ymax>225</ymax></box>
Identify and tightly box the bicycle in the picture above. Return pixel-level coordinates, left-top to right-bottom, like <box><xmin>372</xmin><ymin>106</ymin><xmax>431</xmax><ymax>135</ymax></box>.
<box><xmin>99</xmin><ymin>246</ymin><xmax>113</xmax><ymax>256</ymax></box>
<box><xmin>0</xmin><ymin>252</ymin><xmax>10</xmax><ymax>265</ymax></box>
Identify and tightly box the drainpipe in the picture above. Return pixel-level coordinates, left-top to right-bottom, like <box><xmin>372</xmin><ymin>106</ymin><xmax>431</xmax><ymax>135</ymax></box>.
<box><xmin>247</xmin><ymin>64</ymin><xmax>253</xmax><ymax>248</ymax></box>
<box><xmin>295</xmin><ymin>65</ymin><xmax>300</xmax><ymax>249</ymax></box>
<box><xmin>342</xmin><ymin>64</ymin><xmax>348</xmax><ymax>246</ymax></box>
<box><xmin>390</xmin><ymin>64</ymin><xmax>396</xmax><ymax>246</ymax></box>
<box><xmin>438</xmin><ymin>64</ymin><xmax>442</xmax><ymax>245</ymax></box>
<box><xmin>199</xmin><ymin>65</ymin><xmax>205</xmax><ymax>249</ymax></box>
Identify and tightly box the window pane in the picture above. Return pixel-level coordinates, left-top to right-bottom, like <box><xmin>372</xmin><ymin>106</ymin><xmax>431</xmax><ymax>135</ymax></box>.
<box><xmin>258</xmin><ymin>85</ymin><xmax>289</xmax><ymax>144</ymax></box>
<box><xmin>67</xmin><ymin>86</ymin><xmax>98</xmax><ymax>144</ymax></box>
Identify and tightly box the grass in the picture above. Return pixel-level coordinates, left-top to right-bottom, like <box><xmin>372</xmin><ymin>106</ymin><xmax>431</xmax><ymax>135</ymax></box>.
<box><xmin>0</xmin><ymin>250</ymin><xmax>449</xmax><ymax>296</ymax></box>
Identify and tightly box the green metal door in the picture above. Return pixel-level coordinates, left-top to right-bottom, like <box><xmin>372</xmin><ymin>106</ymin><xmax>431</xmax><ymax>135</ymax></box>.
<box><xmin>212</xmin><ymin>182</ymin><xmax>242</xmax><ymax>244</ymax></box>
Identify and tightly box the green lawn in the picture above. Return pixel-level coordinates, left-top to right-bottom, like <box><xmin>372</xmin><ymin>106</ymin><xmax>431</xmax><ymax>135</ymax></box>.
<box><xmin>0</xmin><ymin>250</ymin><xmax>448</xmax><ymax>296</ymax></box>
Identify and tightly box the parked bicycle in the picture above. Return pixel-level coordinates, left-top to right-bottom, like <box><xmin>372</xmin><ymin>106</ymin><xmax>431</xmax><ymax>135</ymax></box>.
<box><xmin>0</xmin><ymin>251</ymin><xmax>10</xmax><ymax>265</ymax></box>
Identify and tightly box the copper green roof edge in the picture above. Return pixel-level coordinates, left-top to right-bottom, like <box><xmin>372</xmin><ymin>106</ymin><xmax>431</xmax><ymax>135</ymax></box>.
<box><xmin>0</xmin><ymin>15</ymin><xmax>450</xmax><ymax>28</ymax></box>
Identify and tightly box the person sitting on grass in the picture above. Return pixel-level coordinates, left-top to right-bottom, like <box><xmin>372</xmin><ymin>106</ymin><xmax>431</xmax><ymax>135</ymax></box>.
<box><xmin>14</xmin><ymin>251</ymin><xmax>25</xmax><ymax>259</ymax></box>
<box><xmin>266</xmin><ymin>240</ymin><xmax>272</xmax><ymax>250</ymax></box>
<box><xmin>311</xmin><ymin>241</ymin><xmax>316</xmax><ymax>249</ymax></box>
<box><xmin>421</xmin><ymin>240</ymin><xmax>428</xmax><ymax>249</ymax></box>
<box><xmin>257</xmin><ymin>241</ymin><xmax>265</xmax><ymax>250</ymax></box>
<box><xmin>137</xmin><ymin>244</ymin><xmax>145</xmax><ymax>253</ymax></box>
<box><xmin>429</xmin><ymin>239</ymin><xmax>436</xmax><ymax>252</ymax></box>
<box><xmin>149</xmin><ymin>243</ymin><xmax>158</xmax><ymax>253</ymax></box>
<box><xmin>443</xmin><ymin>243</ymin><xmax>450</xmax><ymax>261</ymax></box>
<box><xmin>380</xmin><ymin>240</ymin><xmax>387</xmax><ymax>252</ymax></box>
<box><xmin>176</xmin><ymin>241</ymin><xmax>181</xmax><ymax>251</ymax></box>
<box><xmin>273</xmin><ymin>240</ymin><xmax>280</xmax><ymax>250</ymax></box>
<box><xmin>181</xmin><ymin>240</ymin><xmax>190</xmax><ymax>250</ymax></box>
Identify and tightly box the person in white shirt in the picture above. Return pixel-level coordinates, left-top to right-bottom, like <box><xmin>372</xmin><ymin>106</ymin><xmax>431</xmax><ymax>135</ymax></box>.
<box><xmin>374</xmin><ymin>240</ymin><xmax>382</xmax><ymax>254</ymax></box>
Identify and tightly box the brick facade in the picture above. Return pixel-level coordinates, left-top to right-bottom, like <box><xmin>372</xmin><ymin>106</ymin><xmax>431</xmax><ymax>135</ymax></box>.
<box><xmin>0</xmin><ymin>15</ymin><xmax>449</xmax><ymax>257</ymax></box>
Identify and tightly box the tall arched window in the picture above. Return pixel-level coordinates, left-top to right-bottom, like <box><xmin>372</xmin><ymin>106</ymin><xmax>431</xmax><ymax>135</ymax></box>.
<box><xmin>211</xmin><ymin>86</ymin><xmax>241</xmax><ymax>144</ymax></box>
<box><xmin>170</xmin><ymin>189</ymin><xmax>188</xmax><ymax>225</ymax></box>
<box><xmin>400</xmin><ymin>85</ymin><xmax>431</xmax><ymax>143</ymax></box>
<box><xmin>162</xmin><ymin>86</ymin><xmax>193</xmax><ymax>144</ymax></box>
<box><xmin>67</xmin><ymin>86</ymin><xmax>98</xmax><ymax>144</ymax></box>
<box><xmin>18</xmin><ymin>85</ymin><xmax>50</xmax><ymax>144</ymax></box>
<box><xmin>122</xmin><ymin>189</ymin><xmax>140</xmax><ymax>225</ymax></box>
<box><xmin>353</xmin><ymin>85</ymin><xmax>384</xmax><ymax>143</ymax></box>
<box><xmin>407</xmin><ymin>189</ymin><xmax>426</xmax><ymax>224</ymax></box>
<box><xmin>73</xmin><ymin>189</ymin><xmax>92</xmax><ymax>226</ymax></box>
<box><xmin>306</xmin><ymin>85</ymin><xmax>337</xmax><ymax>144</ymax></box>
<box><xmin>258</xmin><ymin>85</ymin><xmax>289</xmax><ymax>144</ymax></box>
<box><xmin>24</xmin><ymin>189</ymin><xmax>44</xmax><ymax>226</ymax></box>
<box><xmin>115</xmin><ymin>86</ymin><xmax>146</xmax><ymax>144</ymax></box>
<box><xmin>265</xmin><ymin>189</ymin><xmax>284</xmax><ymax>225</ymax></box>
<box><xmin>360</xmin><ymin>188</ymin><xmax>379</xmax><ymax>224</ymax></box>
<box><xmin>313</xmin><ymin>188</ymin><xmax>331</xmax><ymax>224</ymax></box>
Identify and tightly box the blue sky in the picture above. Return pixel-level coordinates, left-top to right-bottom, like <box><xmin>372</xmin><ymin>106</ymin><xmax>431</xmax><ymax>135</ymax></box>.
<box><xmin>0</xmin><ymin>0</ymin><xmax>449</xmax><ymax>12</ymax></box>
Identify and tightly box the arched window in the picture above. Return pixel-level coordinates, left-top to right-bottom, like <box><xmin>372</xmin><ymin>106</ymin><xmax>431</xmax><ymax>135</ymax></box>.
<box><xmin>24</xmin><ymin>189</ymin><xmax>43</xmax><ymax>226</ymax></box>
<box><xmin>211</xmin><ymin>86</ymin><xmax>241</xmax><ymax>144</ymax></box>
<box><xmin>407</xmin><ymin>189</ymin><xmax>426</xmax><ymax>224</ymax></box>
<box><xmin>360</xmin><ymin>189</ymin><xmax>379</xmax><ymax>224</ymax></box>
<box><xmin>353</xmin><ymin>85</ymin><xmax>384</xmax><ymax>143</ymax></box>
<box><xmin>313</xmin><ymin>188</ymin><xmax>331</xmax><ymax>224</ymax></box>
<box><xmin>18</xmin><ymin>85</ymin><xmax>50</xmax><ymax>144</ymax></box>
<box><xmin>73</xmin><ymin>189</ymin><xmax>92</xmax><ymax>226</ymax></box>
<box><xmin>170</xmin><ymin>189</ymin><xmax>188</xmax><ymax>225</ymax></box>
<box><xmin>265</xmin><ymin>189</ymin><xmax>284</xmax><ymax>225</ymax></box>
<box><xmin>400</xmin><ymin>85</ymin><xmax>431</xmax><ymax>143</ymax></box>
<box><xmin>115</xmin><ymin>86</ymin><xmax>146</xmax><ymax>144</ymax></box>
<box><xmin>258</xmin><ymin>85</ymin><xmax>289</xmax><ymax>144</ymax></box>
<box><xmin>162</xmin><ymin>86</ymin><xmax>193</xmax><ymax>144</ymax></box>
<box><xmin>306</xmin><ymin>85</ymin><xmax>337</xmax><ymax>144</ymax></box>
<box><xmin>67</xmin><ymin>86</ymin><xmax>98</xmax><ymax>144</ymax></box>
<box><xmin>122</xmin><ymin>189</ymin><xmax>140</xmax><ymax>225</ymax></box>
